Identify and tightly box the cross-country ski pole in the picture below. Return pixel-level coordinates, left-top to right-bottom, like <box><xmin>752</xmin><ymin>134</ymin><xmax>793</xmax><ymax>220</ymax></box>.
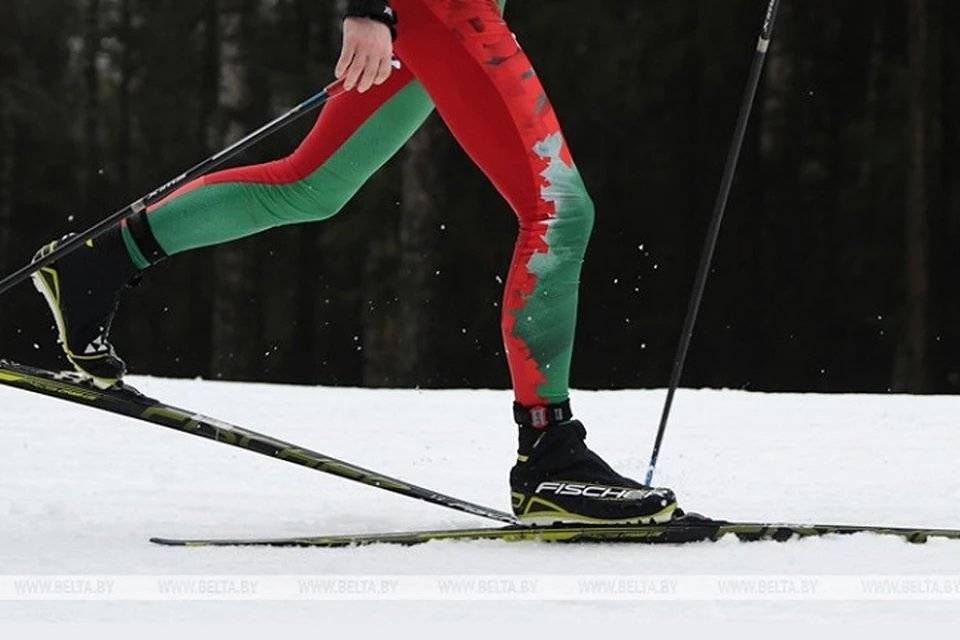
<box><xmin>645</xmin><ymin>0</ymin><xmax>782</xmax><ymax>484</ymax></box>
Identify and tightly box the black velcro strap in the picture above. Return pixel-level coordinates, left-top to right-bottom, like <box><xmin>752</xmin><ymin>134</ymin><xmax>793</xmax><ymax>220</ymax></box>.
<box><xmin>345</xmin><ymin>0</ymin><xmax>398</xmax><ymax>40</ymax></box>
<box><xmin>125</xmin><ymin>210</ymin><xmax>168</xmax><ymax>265</ymax></box>
<box><xmin>513</xmin><ymin>400</ymin><xmax>573</xmax><ymax>428</ymax></box>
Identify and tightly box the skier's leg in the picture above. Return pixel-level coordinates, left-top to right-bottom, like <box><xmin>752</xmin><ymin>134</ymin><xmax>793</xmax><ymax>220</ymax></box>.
<box><xmin>392</xmin><ymin>0</ymin><xmax>677</xmax><ymax>524</ymax></box>
<box><xmin>33</xmin><ymin>64</ymin><xmax>435</xmax><ymax>387</ymax></box>
<box><xmin>137</xmin><ymin>69</ymin><xmax>433</xmax><ymax>258</ymax></box>
<box><xmin>394</xmin><ymin>0</ymin><xmax>588</xmax><ymax>408</ymax></box>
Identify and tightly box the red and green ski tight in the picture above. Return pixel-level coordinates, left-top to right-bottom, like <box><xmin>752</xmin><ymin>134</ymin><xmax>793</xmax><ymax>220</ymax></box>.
<box><xmin>125</xmin><ymin>0</ymin><xmax>595</xmax><ymax>407</ymax></box>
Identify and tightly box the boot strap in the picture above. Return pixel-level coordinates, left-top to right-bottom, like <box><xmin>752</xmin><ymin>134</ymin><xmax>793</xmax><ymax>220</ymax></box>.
<box><xmin>124</xmin><ymin>210</ymin><xmax>168</xmax><ymax>266</ymax></box>
<box><xmin>513</xmin><ymin>400</ymin><xmax>572</xmax><ymax>428</ymax></box>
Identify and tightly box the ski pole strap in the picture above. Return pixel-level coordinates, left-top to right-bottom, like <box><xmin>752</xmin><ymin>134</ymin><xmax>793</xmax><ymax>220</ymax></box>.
<box><xmin>513</xmin><ymin>399</ymin><xmax>572</xmax><ymax>429</ymax></box>
<box><xmin>123</xmin><ymin>210</ymin><xmax>168</xmax><ymax>266</ymax></box>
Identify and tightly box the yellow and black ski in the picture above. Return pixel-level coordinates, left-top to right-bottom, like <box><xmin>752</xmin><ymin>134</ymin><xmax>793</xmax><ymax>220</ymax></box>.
<box><xmin>0</xmin><ymin>358</ymin><xmax>517</xmax><ymax>524</ymax></box>
<box><xmin>149</xmin><ymin>518</ymin><xmax>960</xmax><ymax>547</ymax></box>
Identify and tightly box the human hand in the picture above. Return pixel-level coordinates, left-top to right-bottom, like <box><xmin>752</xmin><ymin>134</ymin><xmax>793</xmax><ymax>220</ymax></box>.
<box><xmin>335</xmin><ymin>17</ymin><xmax>394</xmax><ymax>93</ymax></box>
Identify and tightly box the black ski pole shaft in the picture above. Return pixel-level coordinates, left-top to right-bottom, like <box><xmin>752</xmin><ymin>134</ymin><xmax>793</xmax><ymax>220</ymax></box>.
<box><xmin>645</xmin><ymin>0</ymin><xmax>781</xmax><ymax>484</ymax></box>
<box><xmin>0</xmin><ymin>78</ymin><xmax>347</xmax><ymax>298</ymax></box>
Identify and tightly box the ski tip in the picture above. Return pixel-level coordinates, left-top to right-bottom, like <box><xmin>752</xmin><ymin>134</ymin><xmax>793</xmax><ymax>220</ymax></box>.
<box><xmin>149</xmin><ymin>537</ymin><xmax>192</xmax><ymax>547</ymax></box>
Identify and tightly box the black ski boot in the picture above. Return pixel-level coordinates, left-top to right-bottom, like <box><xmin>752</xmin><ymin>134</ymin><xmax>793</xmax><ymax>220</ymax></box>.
<box><xmin>510</xmin><ymin>401</ymin><xmax>678</xmax><ymax>525</ymax></box>
<box><xmin>31</xmin><ymin>217</ymin><xmax>164</xmax><ymax>388</ymax></box>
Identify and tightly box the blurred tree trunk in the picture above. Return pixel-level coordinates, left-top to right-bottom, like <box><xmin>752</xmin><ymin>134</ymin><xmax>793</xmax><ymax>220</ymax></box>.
<box><xmin>82</xmin><ymin>0</ymin><xmax>104</xmax><ymax>220</ymax></box>
<box><xmin>116</xmin><ymin>0</ymin><xmax>133</xmax><ymax>195</ymax></box>
<box><xmin>291</xmin><ymin>0</ymin><xmax>325</xmax><ymax>383</ymax></box>
<box><xmin>180</xmin><ymin>0</ymin><xmax>221</xmax><ymax>378</ymax></box>
<box><xmin>0</xmin><ymin>4</ymin><xmax>14</xmax><ymax>271</ymax></box>
<box><xmin>757</xmin><ymin>0</ymin><xmax>796</xmax><ymax>387</ymax></box>
<box><xmin>190</xmin><ymin>0</ymin><xmax>221</xmax><ymax>375</ymax></box>
<box><xmin>396</xmin><ymin>117</ymin><xmax>442</xmax><ymax>386</ymax></box>
<box><xmin>200</xmin><ymin>0</ymin><xmax>221</xmax><ymax>154</ymax></box>
<box><xmin>260</xmin><ymin>234</ymin><xmax>303</xmax><ymax>382</ymax></box>
<box><xmin>940</xmin><ymin>0</ymin><xmax>960</xmax><ymax>392</ymax></box>
<box><xmin>257</xmin><ymin>1</ymin><xmax>308</xmax><ymax>384</ymax></box>
<box><xmin>923</xmin><ymin>0</ymin><xmax>944</xmax><ymax>390</ymax></box>
<box><xmin>361</xmin><ymin>234</ymin><xmax>397</xmax><ymax>387</ymax></box>
<box><xmin>0</xmin><ymin>105</ymin><xmax>10</xmax><ymax>271</ymax></box>
<box><xmin>343</xmin><ymin>0</ymin><xmax>399</xmax><ymax>388</ymax></box>
<box><xmin>893</xmin><ymin>0</ymin><xmax>931</xmax><ymax>392</ymax></box>
<box><xmin>210</xmin><ymin>0</ymin><xmax>262</xmax><ymax>380</ymax></box>
<box><xmin>302</xmin><ymin>0</ymin><xmax>358</xmax><ymax>385</ymax></box>
<box><xmin>858</xmin><ymin>5</ymin><xmax>887</xmax><ymax>188</ymax></box>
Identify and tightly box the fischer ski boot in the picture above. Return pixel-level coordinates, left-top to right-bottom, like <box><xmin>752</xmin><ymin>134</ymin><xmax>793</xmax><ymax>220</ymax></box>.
<box><xmin>31</xmin><ymin>219</ymin><xmax>163</xmax><ymax>389</ymax></box>
<box><xmin>510</xmin><ymin>401</ymin><xmax>678</xmax><ymax>525</ymax></box>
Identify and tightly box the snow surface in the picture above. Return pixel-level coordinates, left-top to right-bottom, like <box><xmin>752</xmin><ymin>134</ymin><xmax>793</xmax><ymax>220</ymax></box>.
<box><xmin>2</xmin><ymin>377</ymin><xmax>960</xmax><ymax>636</ymax></box>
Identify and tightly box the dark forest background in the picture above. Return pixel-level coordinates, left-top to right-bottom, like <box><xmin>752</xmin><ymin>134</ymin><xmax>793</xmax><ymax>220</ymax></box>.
<box><xmin>1</xmin><ymin>0</ymin><xmax>958</xmax><ymax>394</ymax></box>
